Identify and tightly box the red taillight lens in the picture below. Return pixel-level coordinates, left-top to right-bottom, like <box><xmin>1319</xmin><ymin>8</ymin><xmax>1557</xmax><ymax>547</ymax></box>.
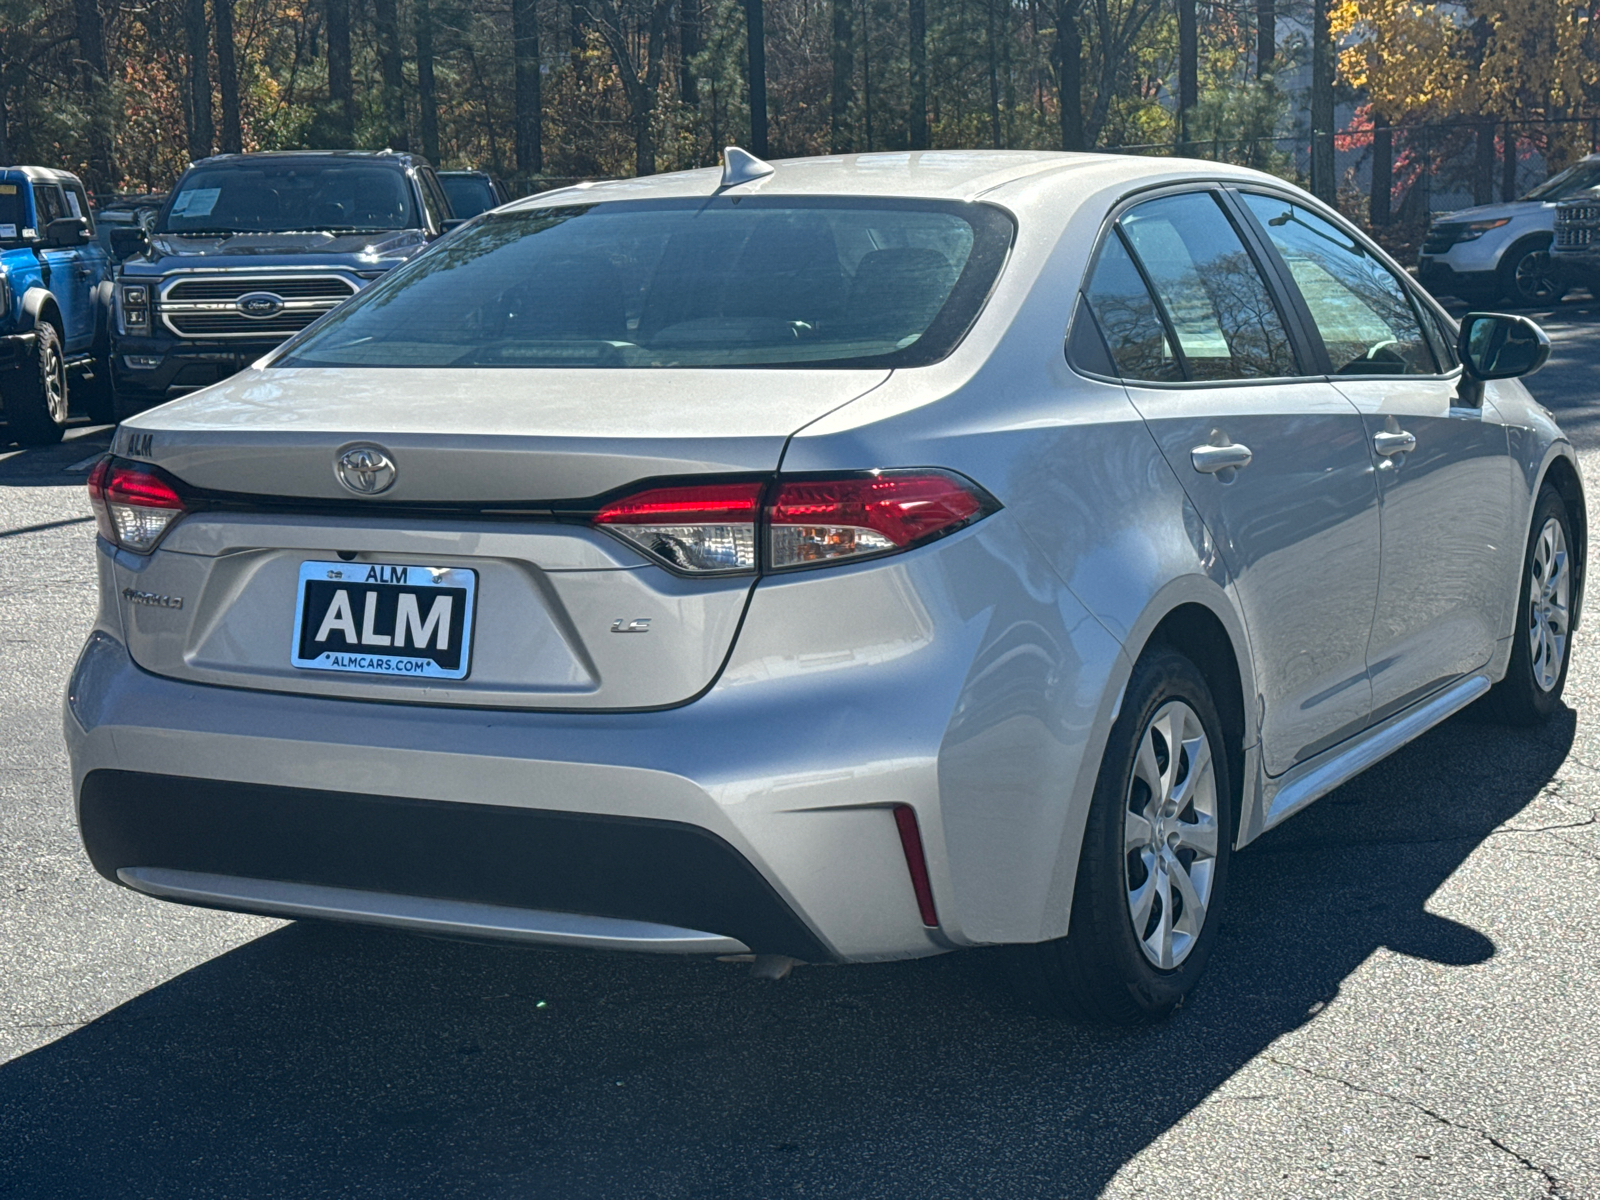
<box><xmin>593</xmin><ymin>481</ymin><xmax>764</xmax><ymax>573</ymax></box>
<box><xmin>768</xmin><ymin>470</ymin><xmax>994</xmax><ymax>569</ymax></box>
<box><xmin>86</xmin><ymin>457</ymin><xmax>187</xmax><ymax>553</ymax></box>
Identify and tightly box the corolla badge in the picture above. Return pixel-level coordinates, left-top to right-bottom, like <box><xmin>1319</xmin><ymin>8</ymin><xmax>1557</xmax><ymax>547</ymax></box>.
<box><xmin>335</xmin><ymin>444</ymin><xmax>397</xmax><ymax>495</ymax></box>
<box><xmin>236</xmin><ymin>291</ymin><xmax>285</xmax><ymax>318</ymax></box>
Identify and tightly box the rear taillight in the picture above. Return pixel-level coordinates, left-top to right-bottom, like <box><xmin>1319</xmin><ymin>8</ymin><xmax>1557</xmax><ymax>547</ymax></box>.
<box><xmin>593</xmin><ymin>481</ymin><xmax>765</xmax><ymax>573</ymax></box>
<box><xmin>592</xmin><ymin>470</ymin><xmax>997</xmax><ymax>575</ymax></box>
<box><xmin>87</xmin><ymin>457</ymin><xmax>187</xmax><ymax>553</ymax></box>
<box><xmin>768</xmin><ymin>470</ymin><xmax>996</xmax><ymax>569</ymax></box>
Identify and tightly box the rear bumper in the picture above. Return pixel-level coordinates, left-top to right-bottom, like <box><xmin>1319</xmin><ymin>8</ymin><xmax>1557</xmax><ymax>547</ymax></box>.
<box><xmin>63</xmin><ymin>517</ymin><xmax>1126</xmax><ymax>962</ymax></box>
<box><xmin>81</xmin><ymin>770</ymin><xmax>827</xmax><ymax>959</ymax></box>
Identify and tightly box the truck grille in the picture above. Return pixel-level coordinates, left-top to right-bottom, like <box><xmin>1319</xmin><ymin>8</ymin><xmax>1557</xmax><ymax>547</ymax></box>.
<box><xmin>160</xmin><ymin>275</ymin><xmax>359</xmax><ymax>339</ymax></box>
<box><xmin>1557</xmin><ymin>226</ymin><xmax>1596</xmax><ymax>248</ymax></box>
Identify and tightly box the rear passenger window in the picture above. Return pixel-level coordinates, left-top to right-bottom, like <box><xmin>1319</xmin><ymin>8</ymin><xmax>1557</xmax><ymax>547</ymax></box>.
<box><xmin>1082</xmin><ymin>232</ymin><xmax>1182</xmax><ymax>382</ymax></box>
<box><xmin>1118</xmin><ymin>192</ymin><xmax>1299</xmax><ymax>381</ymax></box>
<box><xmin>1240</xmin><ymin>193</ymin><xmax>1437</xmax><ymax>376</ymax></box>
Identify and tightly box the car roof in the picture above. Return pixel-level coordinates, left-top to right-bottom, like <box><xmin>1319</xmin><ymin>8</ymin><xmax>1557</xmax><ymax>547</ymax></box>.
<box><xmin>505</xmin><ymin>149</ymin><xmax>1283</xmax><ymax>212</ymax></box>
<box><xmin>0</xmin><ymin>166</ymin><xmax>85</xmax><ymax>187</ymax></box>
<box><xmin>185</xmin><ymin>151</ymin><xmax>427</xmax><ymax>171</ymax></box>
<box><xmin>438</xmin><ymin>170</ymin><xmax>493</xmax><ymax>179</ymax></box>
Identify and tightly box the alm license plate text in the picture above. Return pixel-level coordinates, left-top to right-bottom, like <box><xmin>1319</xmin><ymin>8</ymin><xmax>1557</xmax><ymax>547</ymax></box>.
<box><xmin>291</xmin><ymin>561</ymin><xmax>476</xmax><ymax>680</ymax></box>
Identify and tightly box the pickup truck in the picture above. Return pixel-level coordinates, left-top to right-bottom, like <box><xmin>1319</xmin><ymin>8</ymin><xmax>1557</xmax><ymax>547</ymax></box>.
<box><xmin>110</xmin><ymin>150</ymin><xmax>456</xmax><ymax>418</ymax></box>
<box><xmin>0</xmin><ymin>166</ymin><xmax>114</xmax><ymax>444</ymax></box>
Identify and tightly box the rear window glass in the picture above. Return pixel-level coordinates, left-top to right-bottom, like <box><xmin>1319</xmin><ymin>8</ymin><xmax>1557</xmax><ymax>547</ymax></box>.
<box><xmin>159</xmin><ymin>163</ymin><xmax>419</xmax><ymax>235</ymax></box>
<box><xmin>275</xmin><ymin>197</ymin><xmax>1014</xmax><ymax>369</ymax></box>
<box><xmin>440</xmin><ymin>175</ymin><xmax>498</xmax><ymax>219</ymax></box>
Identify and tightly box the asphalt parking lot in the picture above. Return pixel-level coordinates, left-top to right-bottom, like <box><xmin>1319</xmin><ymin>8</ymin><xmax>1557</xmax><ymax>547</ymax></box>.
<box><xmin>3</xmin><ymin>295</ymin><xmax>1599</xmax><ymax>1199</ymax></box>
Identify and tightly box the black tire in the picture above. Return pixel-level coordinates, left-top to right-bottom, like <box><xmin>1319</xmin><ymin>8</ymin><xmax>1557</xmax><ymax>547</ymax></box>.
<box><xmin>2</xmin><ymin>323</ymin><xmax>69</xmax><ymax>447</ymax></box>
<box><xmin>1011</xmin><ymin>645</ymin><xmax>1234</xmax><ymax>1024</ymax></box>
<box><xmin>1483</xmin><ymin>485</ymin><xmax>1576</xmax><ymax>725</ymax></box>
<box><xmin>1497</xmin><ymin>236</ymin><xmax>1568</xmax><ymax>308</ymax></box>
<box><xmin>79</xmin><ymin>359</ymin><xmax>115</xmax><ymax>425</ymax></box>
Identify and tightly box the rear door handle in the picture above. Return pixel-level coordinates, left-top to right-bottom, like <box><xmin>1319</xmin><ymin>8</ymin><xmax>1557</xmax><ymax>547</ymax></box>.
<box><xmin>1373</xmin><ymin>429</ymin><xmax>1416</xmax><ymax>456</ymax></box>
<box><xmin>1190</xmin><ymin>443</ymin><xmax>1253</xmax><ymax>474</ymax></box>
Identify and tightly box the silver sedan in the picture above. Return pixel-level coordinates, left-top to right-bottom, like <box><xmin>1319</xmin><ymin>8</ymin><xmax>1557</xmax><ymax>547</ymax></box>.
<box><xmin>65</xmin><ymin>149</ymin><xmax>1583</xmax><ymax>1022</ymax></box>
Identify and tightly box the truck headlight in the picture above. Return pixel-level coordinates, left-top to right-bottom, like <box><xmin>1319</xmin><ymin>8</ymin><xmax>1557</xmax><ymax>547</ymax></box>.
<box><xmin>118</xmin><ymin>283</ymin><xmax>151</xmax><ymax>334</ymax></box>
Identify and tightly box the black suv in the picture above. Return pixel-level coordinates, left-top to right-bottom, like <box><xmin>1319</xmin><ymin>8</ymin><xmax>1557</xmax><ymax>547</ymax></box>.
<box><xmin>111</xmin><ymin>151</ymin><xmax>455</xmax><ymax>417</ymax></box>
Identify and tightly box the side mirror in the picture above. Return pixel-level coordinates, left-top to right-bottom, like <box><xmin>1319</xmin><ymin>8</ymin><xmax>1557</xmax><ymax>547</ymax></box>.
<box><xmin>107</xmin><ymin>225</ymin><xmax>150</xmax><ymax>261</ymax></box>
<box><xmin>1459</xmin><ymin>312</ymin><xmax>1551</xmax><ymax>381</ymax></box>
<box><xmin>43</xmin><ymin>215</ymin><xmax>91</xmax><ymax>248</ymax></box>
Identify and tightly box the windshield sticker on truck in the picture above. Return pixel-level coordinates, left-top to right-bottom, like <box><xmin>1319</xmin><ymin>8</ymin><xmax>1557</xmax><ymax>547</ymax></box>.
<box><xmin>0</xmin><ymin>184</ymin><xmax>15</xmax><ymax>195</ymax></box>
<box><xmin>0</xmin><ymin>226</ymin><xmax>14</xmax><ymax>239</ymax></box>
<box><xmin>171</xmin><ymin>188</ymin><xmax>221</xmax><ymax>217</ymax></box>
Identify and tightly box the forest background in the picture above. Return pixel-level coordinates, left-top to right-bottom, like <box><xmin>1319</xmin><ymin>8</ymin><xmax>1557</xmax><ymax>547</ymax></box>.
<box><xmin>0</xmin><ymin>0</ymin><xmax>1596</xmax><ymax>232</ymax></box>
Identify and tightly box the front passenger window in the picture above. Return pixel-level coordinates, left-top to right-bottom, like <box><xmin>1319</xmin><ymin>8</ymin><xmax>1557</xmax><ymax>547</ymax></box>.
<box><xmin>1240</xmin><ymin>193</ymin><xmax>1436</xmax><ymax>376</ymax></box>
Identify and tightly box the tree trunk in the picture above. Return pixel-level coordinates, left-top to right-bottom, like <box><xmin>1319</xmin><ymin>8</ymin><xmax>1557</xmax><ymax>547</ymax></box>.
<box><xmin>1473</xmin><ymin>117</ymin><xmax>1496</xmax><ymax>206</ymax></box>
<box><xmin>986</xmin><ymin>0</ymin><xmax>1001</xmax><ymax>148</ymax></box>
<box><xmin>862</xmin><ymin>0</ymin><xmax>873</xmax><ymax>151</ymax></box>
<box><xmin>1502</xmin><ymin>121</ymin><xmax>1518</xmax><ymax>201</ymax></box>
<box><xmin>185</xmin><ymin>0</ymin><xmax>214</xmax><ymax>159</ymax></box>
<box><xmin>586</xmin><ymin>0</ymin><xmax>673</xmax><ymax>175</ymax></box>
<box><xmin>73</xmin><ymin>0</ymin><xmax>116</xmax><ymax>190</ymax></box>
<box><xmin>1177</xmin><ymin>0</ymin><xmax>1196</xmax><ymax>153</ymax></box>
<box><xmin>325</xmin><ymin>0</ymin><xmax>353</xmax><ymax>144</ymax></box>
<box><xmin>512</xmin><ymin>0</ymin><xmax>541</xmax><ymax>175</ymax></box>
<box><xmin>1256</xmin><ymin>0</ymin><xmax>1274</xmax><ymax>78</ymax></box>
<box><xmin>1054</xmin><ymin>0</ymin><xmax>1082</xmax><ymax>151</ymax></box>
<box><xmin>829</xmin><ymin>0</ymin><xmax>853</xmax><ymax>152</ymax></box>
<box><xmin>416</xmin><ymin>0</ymin><xmax>440</xmax><ymax>162</ymax></box>
<box><xmin>0</xmin><ymin>55</ymin><xmax>9</xmax><ymax>166</ymax></box>
<box><xmin>908</xmin><ymin>0</ymin><xmax>927</xmax><ymax>149</ymax></box>
<box><xmin>1370</xmin><ymin>110</ymin><xmax>1391</xmax><ymax>226</ymax></box>
<box><xmin>1309</xmin><ymin>0</ymin><xmax>1334</xmax><ymax>202</ymax></box>
<box><xmin>374</xmin><ymin>0</ymin><xmax>408</xmax><ymax>149</ymax></box>
<box><xmin>745</xmin><ymin>0</ymin><xmax>768</xmax><ymax>156</ymax></box>
<box><xmin>680</xmin><ymin>0</ymin><xmax>701</xmax><ymax>105</ymax></box>
<box><xmin>214</xmin><ymin>0</ymin><xmax>243</xmax><ymax>154</ymax></box>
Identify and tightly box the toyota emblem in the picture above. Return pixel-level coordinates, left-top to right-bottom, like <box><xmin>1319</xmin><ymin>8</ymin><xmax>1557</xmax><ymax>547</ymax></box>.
<box><xmin>335</xmin><ymin>444</ymin><xmax>397</xmax><ymax>495</ymax></box>
<box><xmin>236</xmin><ymin>291</ymin><xmax>285</xmax><ymax>318</ymax></box>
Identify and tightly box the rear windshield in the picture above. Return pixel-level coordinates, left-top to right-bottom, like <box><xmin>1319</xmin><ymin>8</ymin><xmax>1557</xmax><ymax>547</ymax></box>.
<box><xmin>158</xmin><ymin>163</ymin><xmax>419</xmax><ymax>235</ymax></box>
<box><xmin>440</xmin><ymin>175</ymin><xmax>498</xmax><ymax>219</ymax></box>
<box><xmin>274</xmin><ymin>197</ymin><xmax>1014</xmax><ymax>369</ymax></box>
<box><xmin>1523</xmin><ymin>161</ymin><xmax>1600</xmax><ymax>202</ymax></box>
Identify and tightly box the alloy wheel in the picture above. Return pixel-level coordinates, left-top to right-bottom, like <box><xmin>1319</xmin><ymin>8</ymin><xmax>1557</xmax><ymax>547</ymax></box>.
<box><xmin>43</xmin><ymin>341</ymin><xmax>67</xmax><ymax>425</ymax></box>
<box><xmin>1124</xmin><ymin>700</ymin><xmax>1221</xmax><ymax>970</ymax></box>
<box><xmin>1513</xmin><ymin>250</ymin><xmax>1563</xmax><ymax>304</ymax></box>
<box><xmin>1528</xmin><ymin>516</ymin><xmax>1570</xmax><ymax>692</ymax></box>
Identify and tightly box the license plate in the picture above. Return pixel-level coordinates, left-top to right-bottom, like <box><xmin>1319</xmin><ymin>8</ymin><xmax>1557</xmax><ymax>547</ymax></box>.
<box><xmin>291</xmin><ymin>561</ymin><xmax>476</xmax><ymax>680</ymax></box>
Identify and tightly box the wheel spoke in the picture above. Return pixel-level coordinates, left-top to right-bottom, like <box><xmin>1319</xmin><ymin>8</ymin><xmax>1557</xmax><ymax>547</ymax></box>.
<box><xmin>1128</xmin><ymin>867</ymin><xmax>1157</xmax><ymax>936</ymax></box>
<box><xmin>1175</xmin><ymin>811</ymin><xmax>1219</xmax><ymax>858</ymax></box>
<box><xmin>1170</xmin><ymin>733</ymin><xmax>1211</xmax><ymax>809</ymax></box>
<box><xmin>1133</xmin><ymin>732</ymin><xmax>1164</xmax><ymax>805</ymax></box>
<box><xmin>1149</xmin><ymin>861</ymin><xmax>1174</xmax><ymax>969</ymax></box>
<box><xmin>1165</xmin><ymin>848</ymin><xmax>1209</xmax><ymax>936</ymax></box>
<box><xmin>1125</xmin><ymin>811</ymin><xmax>1153</xmax><ymax>853</ymax></box>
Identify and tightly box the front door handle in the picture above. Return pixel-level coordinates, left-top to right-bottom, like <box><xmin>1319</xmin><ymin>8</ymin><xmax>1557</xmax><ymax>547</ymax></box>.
<box><xmin>1373</xmin><ymin>429</ymin><xmax>1416</xmax><ymax>457</ymax></box>
<box><xmin>1191</xmin><ymin>443</ymin><xmax>1253</xmax><ymax>474</ymax></box>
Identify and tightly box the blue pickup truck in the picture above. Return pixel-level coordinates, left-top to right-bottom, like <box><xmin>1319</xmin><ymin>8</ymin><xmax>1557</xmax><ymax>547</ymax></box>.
<box><xmin>0</xmin><ymin>166</ymin><xmax>114</xmax><ymax>444</ymax></box>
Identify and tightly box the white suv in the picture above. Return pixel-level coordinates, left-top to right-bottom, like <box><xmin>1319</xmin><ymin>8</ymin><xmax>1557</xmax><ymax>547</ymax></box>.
<box><xmin>1418</xmin><ymin>154</ymin><xmax>1600</xmax><ymax>306</ymax></box>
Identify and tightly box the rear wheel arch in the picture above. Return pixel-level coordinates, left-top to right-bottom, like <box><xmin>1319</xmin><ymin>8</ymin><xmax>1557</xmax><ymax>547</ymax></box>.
<box><xmin>1140</xmin><ymin>603</ymin><xmax>1250</xmax><ymax>845</ymax></box>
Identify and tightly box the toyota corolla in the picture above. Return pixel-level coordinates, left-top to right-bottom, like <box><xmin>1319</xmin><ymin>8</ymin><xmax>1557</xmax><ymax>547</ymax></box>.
<box><xmin>65</xmin><ymin>149</ymin><xmax>1582</xmax><ymax>1022</ymax></box>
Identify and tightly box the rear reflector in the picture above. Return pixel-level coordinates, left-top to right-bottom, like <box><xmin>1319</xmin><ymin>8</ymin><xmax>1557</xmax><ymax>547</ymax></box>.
<box><xmin>88</xmin><ymin>457</ymin><xmax>187</xmax><ymax>554</ymax></box>
<box><xmin>768</xmin><ymin>471</ymin><xmax>994</xmax><ymax>570</ymax></box>
<box><xmin>593</xmin><ymin>481</ymin><xmax>764</xmax><ymax>573</ymax></box>
<box><xmin>893</xmin><ymin>805</ymin><xmax>939</xmax><ymax>927</ymax></box>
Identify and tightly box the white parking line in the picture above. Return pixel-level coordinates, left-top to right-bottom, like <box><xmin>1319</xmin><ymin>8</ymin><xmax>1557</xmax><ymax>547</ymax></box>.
<box><xmin>64</xmin><ymin>453</ymin><xmax>103</xmax><ymax>473</ymax></box>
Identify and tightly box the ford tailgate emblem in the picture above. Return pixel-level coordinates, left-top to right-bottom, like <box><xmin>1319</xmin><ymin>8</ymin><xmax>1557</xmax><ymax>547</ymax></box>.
<box><xmin>335</xmin><ymin>444</ymin><xmax>397</xmax><ymax>495</ymax></box>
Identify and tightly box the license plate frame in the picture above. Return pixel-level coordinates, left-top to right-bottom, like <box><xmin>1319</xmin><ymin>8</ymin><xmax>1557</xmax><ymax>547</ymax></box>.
<box><xmin>290</xmin><ymin>560</ymin><xmax>477</xmax><ymax>680</ymax></box>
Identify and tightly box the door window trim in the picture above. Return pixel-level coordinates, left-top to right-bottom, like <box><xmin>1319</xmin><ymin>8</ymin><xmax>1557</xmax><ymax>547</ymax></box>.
<box><xmin>1227</xmin><ymin>184</ymin><xmax>1464</xmax><ymax>384</ymax></box>
<box><xmin>1067</xmin><ymin>181</ymin><xmax>1319</xmax><ymax>389</ymax></box>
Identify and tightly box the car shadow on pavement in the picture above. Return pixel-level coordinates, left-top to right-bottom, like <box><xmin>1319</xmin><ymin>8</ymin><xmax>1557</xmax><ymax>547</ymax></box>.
<box><xmin>0</xmin><ymin>704</ymin><xmax>1576</xmax><ymax>1200</ymax></box>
